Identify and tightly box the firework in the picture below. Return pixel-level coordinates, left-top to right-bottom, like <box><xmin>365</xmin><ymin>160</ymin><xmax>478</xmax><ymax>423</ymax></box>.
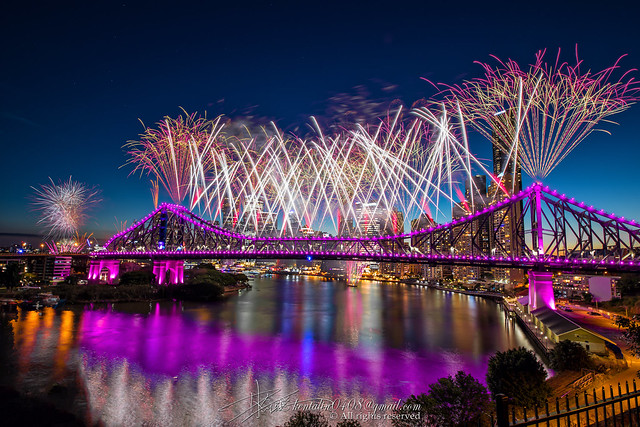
<box><xmin>124</xmin><ymin>110</ymin><xmax>228</xmax><ymax>204</ymax></box>
<box><xmin>150</xmin><ymin>179</ymin><xmax>159</xmax><ymax>209</ymax></box>
<box><xmin>127</xmin><ymin>101</ymin><xmax>522</xmax><ymax>238</ymax></box>
<box><xmin>46</xmin><ymin>232</ymin><xmax>94</xmax><ymax>254</ymax></box>
<box><xmin>438</xmin><ymin>48</ymin><xmax>639</xmax><ymax>180</ymax></box>
<box><xmin>183</xmin><ymin>106</ymin><xmax>486</xmax><ymax>235</ymax></box>
<box><xmin>32</xmin><ymin>177</ymin><xmax>100</xmax><ymax>238</ymax></box>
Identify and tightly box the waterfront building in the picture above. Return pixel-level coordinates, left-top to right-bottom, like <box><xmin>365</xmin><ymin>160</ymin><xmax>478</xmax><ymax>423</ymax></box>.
<box><xmin>514</xmin><ymin>297</ymin><xmax>610</xmax><ymax>355</ymax></box>
<box><xmin>553</xmin><ymin>273</ymin><xmax>620</xmax><ymax>301</ymax></box>
<box><xmin>529</xmin><ymin>307</ymin><xmax>608</xmax><ymax>355</ymax></box>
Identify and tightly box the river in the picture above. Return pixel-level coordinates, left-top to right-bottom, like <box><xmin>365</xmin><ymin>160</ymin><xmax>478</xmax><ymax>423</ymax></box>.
<box><xmin>0</xmin><ymin>276</ymin><xmax>537</xmax><ymax>425</ymax></box>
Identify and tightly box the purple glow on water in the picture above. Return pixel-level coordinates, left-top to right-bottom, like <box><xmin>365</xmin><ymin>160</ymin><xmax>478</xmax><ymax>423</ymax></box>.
<box><xmin>77</xmin><ymin>279</ymin><xmax>534</xmax><ymax>396</ymax></box>
<box><xmin>8</xmin><ymin>278</ymin><xmax>538</xmax><ymax>425</ymax></box>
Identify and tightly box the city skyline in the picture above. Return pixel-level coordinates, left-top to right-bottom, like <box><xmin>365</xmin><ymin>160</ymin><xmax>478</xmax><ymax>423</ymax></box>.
<box><xmin>2</xmin><ymin>1</ymin><xmax>640</xmax><ymax>245</ymax></box>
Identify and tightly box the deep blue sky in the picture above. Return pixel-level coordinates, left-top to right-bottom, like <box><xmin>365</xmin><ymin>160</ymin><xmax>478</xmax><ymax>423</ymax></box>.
<box><xmin>1</xmin><ymin>0</ymin><xmax>639</xmax><ymax>243</ymax></box>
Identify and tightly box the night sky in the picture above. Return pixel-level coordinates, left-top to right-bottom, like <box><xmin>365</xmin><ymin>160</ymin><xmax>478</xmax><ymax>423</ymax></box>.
<box><xmin>2</xmin><ymin>0</ymin><xmax>639</xmax><ymax>244</ymax></box>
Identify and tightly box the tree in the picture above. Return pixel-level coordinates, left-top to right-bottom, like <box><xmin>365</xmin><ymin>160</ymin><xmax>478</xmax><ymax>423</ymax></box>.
<box><xmin>582</xmin><ymin>292</ymin><xmax>593</xmax><ymax>304</ymax></box>
<box><xmin>392</xmin><ymin>393</ymin><xmax>429</xmax><ymax>427</ymax></box>
<box><xmin>393</xmin><ymin>371</ymin><xmax>490</xmax><ymax>427</ymax></box>
<box><xmin>617</xmin><ymin>274</ymin><xmax>640</xmax><ymax>297</ymax></box>
<box><xmin>615</xmin><ymin>315</ymin><xmax>632</xmax><ymax>329</ymax></box>
<box><xmin>623</xmin><ymin>323</ymin><xmax>640</xmax><ymax>357</ymax></box>
<box><xmin>167</xmin><ymin>271</ymin><xmax>225</xmax><ymax>301</ymax></box>
<box><xmin>486</xmin><ymin>347</ymin><xmax>551</xmax><ymax>408</ymax></box>
<box><xmin>284</xmin><ymin>411</ymin><xmax>329</xmax><ymax>427</ymax></box>
<box><xmin>424</xmin><ymin>371</ymin><xmax>490</xmax><ymax>426</ymax></box>
<box><xmin>336</xmin><ymin>420</ymin><xmax>362</xmax><ymax>427</ymax></box>
<box><xmin>118</xmin><ymin>270</ymin><xmax>155</xmax><ymax>286</ymax></box>
<box><xmin>549</xmin><ymin>340</ymin><xmax>593</xmax><ymax>372</ymax></box>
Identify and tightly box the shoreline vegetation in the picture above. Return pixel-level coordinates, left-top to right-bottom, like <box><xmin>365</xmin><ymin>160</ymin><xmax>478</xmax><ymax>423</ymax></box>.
<box><xmin>1</xmin><ymin>264</ymin><xmax>250</xmax><ymax>304</ymax></box>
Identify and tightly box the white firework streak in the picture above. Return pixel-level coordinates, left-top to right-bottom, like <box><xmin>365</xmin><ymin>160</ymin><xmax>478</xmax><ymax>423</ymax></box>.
<box><xmin>31</xmin><ymin>177</ymin><xmax>100</xmax><ymax>238</ymax></box>
<box><xmin>183</xmin><ymin>105</ymin><xmax>493</xmax><ymax>236</ymax></box>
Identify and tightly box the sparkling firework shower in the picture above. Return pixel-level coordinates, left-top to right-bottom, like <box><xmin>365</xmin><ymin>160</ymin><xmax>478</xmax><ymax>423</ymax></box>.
<box><xmin>181</xmin><ymin>107</ymin><xmax>498</xmax><ymax>236</ymax></box>
<box><xmin>31</xmin><ymin>177</ymin><xmax>101</xmax><ymax>238</ymax></box>
<box><xmin>124</xmin><ymin>49</ymin><xmax>640</xmax><ymax>238</ymax></box>
<box><xmin>124</xmin><ymin>110</ymin><xmax>228</xmax><ymax>205</ymax></box>
<box><xmin>437</xmin><ymin>49</ymin><xmax>639</xmax><ymax>180</ymax></box>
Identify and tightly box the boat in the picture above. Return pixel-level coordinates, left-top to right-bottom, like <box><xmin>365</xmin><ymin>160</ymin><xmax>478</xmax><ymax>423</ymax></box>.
<box><xmin>17</xmin><ymin>293</ymin><xmax>62</xmax><ymax>311</ymax></box>
<box><xmin>0</xmin><ymin>299</ymin><xmax>19</xmax><ymax>314</ymax></box>
<box><xmin>243</xmin><ymin>270</ymin><xmax>261</xmax><ymax>279</ymax></box>
<box><xmin>18</xmin><ymin>300</ymin><xmax>43</xmax><ymax>310</ymax></box>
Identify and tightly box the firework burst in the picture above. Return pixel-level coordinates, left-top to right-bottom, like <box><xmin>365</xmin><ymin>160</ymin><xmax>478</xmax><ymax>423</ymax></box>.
<box><xmin>437</xmin><ymin>48</ymin><xmax>639</xmax><ymax>180</ymax></box>
<box><xmin>31</xmin><ymin>177</ymin><xmax>100</xmax><ymax>238</ymax></box>
<box><xmin>180</xmin><ymin>107</ymin><xmax>487</xmax><ymax>235</ymax></box>
<box><xmin>46</xmin><ymin>232</ymin><xmax>94</xmax><ymax>254</ymax></box>
<box><xmin>124</xmin><ymin>110</ymin><xmax>228</xmax><ymax>204</ymax></box>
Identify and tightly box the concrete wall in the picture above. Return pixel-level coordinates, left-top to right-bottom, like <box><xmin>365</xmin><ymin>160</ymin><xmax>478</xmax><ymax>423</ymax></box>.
<box><xmin>589</xmin><ymin>276</ymin><xmax>614</xmax><ymax>302</ymax></box>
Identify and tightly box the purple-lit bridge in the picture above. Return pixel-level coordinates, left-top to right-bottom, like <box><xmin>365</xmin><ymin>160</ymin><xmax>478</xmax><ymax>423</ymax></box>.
<box><xmin>90</xmin><ymin>183</ymin><xmax>640</xmax><ymax>310</ymax></box>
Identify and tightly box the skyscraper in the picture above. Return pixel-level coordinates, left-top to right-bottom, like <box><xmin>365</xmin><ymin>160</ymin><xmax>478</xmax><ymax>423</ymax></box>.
<box><xmin>489</xmin><ymin>111</ymin><xmax>525</xmax><ymax>287</ymax></box>
<box><xmin>453</xmin><ymin>175</ymin><xmax>489</xmax><ymax>283</ymax></box>
<box><xmin>491</xmin><ymin>111</ymin><xmax>522</xmax><ymax>195</ymax></box>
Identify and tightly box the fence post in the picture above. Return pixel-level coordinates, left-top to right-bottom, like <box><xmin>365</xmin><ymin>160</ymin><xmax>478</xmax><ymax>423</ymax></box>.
<box><xmin>495</xmin><ymin>394</ymin><xmax>509</xmax><ymax>427</ymax></box>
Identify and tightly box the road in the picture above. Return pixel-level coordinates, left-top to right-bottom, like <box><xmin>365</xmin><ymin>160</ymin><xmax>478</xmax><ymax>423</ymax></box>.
<box><xmin>557</xmin><ymin>303</ymin><xmax>640</xmax><ymax>392</ymax></box>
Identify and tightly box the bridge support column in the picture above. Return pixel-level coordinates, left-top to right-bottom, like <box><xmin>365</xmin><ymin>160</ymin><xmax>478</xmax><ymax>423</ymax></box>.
<box><xmin>88</xmin><ymin>260</ymin><xmax>120</xmax><ymax>284</ymax></box>
<box><xmin>153</xmin><ymin>260</ymin><xmax>184</xmax><ymax>285</ymax></box>
<box><xmin>88</xmin><ymin>260</ymin><xmax>101</xmax><ymax>281</ymax></box>
<box><xmin>528</xmin><ymin>270</ymin><xmax>555</xmax><ymax>311</ymax></box>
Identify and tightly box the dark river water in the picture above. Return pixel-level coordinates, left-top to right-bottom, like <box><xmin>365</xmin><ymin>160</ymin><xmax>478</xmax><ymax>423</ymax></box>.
<box><xmin>0</xmin><ymin>276</ymin><xmax>537</xmax><ymax>426</ymax></box>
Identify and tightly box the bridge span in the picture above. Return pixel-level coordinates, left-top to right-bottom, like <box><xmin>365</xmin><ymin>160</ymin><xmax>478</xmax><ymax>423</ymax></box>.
<box><xmin>89</xmin><ymin>183</ymin><xmax>640</xmax><ymax>311</ymax></box>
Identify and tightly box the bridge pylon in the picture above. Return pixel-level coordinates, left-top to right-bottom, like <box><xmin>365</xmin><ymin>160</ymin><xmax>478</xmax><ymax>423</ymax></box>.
<box><xmin>88</xmin><ymin>259</ymin><xmax>120</xmax><ymax>284</ymax></box>
<box><xmin>528</xmin><ymin>270</ymin><xmax>555</xmax><ymax>310</ymax></box>
<box><xmin>153</xmin><ymin>260</ymin><xmax>184</xmax><ymax>285</ymax></box>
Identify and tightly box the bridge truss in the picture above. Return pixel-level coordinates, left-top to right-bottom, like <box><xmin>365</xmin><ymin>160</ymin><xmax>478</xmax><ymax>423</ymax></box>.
<box><xmin>95</xmin><ymin>184</ymin><xmax>640</xmax><ymax>273</ymax></box>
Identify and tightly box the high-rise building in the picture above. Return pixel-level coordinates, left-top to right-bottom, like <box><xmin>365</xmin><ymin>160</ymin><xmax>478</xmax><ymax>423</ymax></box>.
<box><xmin>408</xmin><ymin>214</ymin><xmax>443</xmax><ymax>279</ymax></box>
<box><xmin>489</xmin><ymin>111</ymin><xmax>525</xmax><ymax>287</ymax></box>
<box><xmin>453</xmin><ymin>175</ymin><xmax>489</xmax><ymax>284</ymax></box>
<box><xmin>352</xmin><ymin>202</ymin><xmax>388</xmax><ymax>236</ymax></box>
<box><xmin>231</xmin><ymin>195</ymin><xmax>279</xmax><ymax>236</ymax></box>
<box><xmin>284</xmin><ymin>210</ymin><xmax>303</xmax><ymax>236</ymax></box>
<box><xmin>221</xmin><ymin>197</ymin><xmax>239</xmax><ymax>230</ymax></box>
<box><xmin>465</xmin><ymin>174</ymin><xmax>488</xmax><ymax>211</ymax></box>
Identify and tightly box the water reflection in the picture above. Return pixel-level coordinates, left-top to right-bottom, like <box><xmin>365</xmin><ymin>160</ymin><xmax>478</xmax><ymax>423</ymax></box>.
<box><xmin>6</xmin><ymin>277</ymin><xmax>535</xmax><ymax>425</ymax></box>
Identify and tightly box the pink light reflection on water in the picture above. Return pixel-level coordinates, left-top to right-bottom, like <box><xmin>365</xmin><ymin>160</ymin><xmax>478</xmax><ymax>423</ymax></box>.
<box><xmin>74</xmin><ymin>279</ymin><xmax>536</xmax><ymax>425</ymax></box>
<box><xmin>80</xmin><ymin>306</ymin><xmax>468</xmax><ymax>399</ymax></box>
<box><xmin>78</xmin><ymin>306</ymin><xmax>491</xmax><ymax>425</ymax></box>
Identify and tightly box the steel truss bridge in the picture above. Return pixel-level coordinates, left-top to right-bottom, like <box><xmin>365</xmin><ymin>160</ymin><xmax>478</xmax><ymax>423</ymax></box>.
<box><xmin>93</xmin><ymin>183</ymin><xmax>640</xmax><ymax>274</ymax></box>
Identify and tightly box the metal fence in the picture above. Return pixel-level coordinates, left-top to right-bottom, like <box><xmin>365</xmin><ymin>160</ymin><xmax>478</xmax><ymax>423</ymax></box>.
<box><xmin>496</xmin><ymin>380</ymin><xmax>640</xmax><ymax>426</ymax></box>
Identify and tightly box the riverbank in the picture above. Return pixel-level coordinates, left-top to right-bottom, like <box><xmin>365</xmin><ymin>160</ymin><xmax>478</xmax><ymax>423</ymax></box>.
<box><xmin>418</xmin><ymin>281</ymin><xmax>505</xmax><ymax>301</ymax></box>
<box><xmin>0</xmin><ymin>281</ymin><xmax>252</xmax><ymax>304</ymax></box>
